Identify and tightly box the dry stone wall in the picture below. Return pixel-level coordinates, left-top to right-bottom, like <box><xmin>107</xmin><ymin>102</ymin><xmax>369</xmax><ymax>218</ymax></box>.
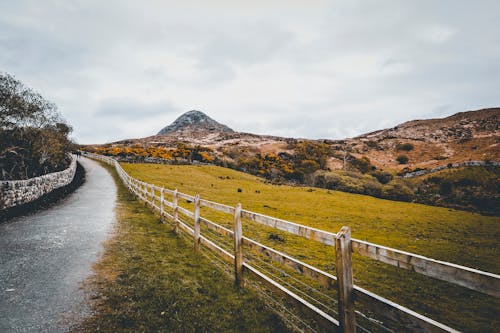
<box><xmin>0</xmin><ymin>156</ymin><xmax>77</xmax><ymax>210</ymax></box>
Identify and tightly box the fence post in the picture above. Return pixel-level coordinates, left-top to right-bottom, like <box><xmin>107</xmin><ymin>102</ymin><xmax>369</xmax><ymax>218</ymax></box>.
<box><xmin>160</xmin><ymin>188</ymin><xmax>164</xmax><ymax>219</ymax></box>
<box><xmin>148</xmin><ymin>184</ymin><xmax>152</xmax><ymax>204</ymax></box>
<box><xmin>194</xmin><ymin>194</ymin><xmax>201</xmax><ymax>253</ymax></box>
<box><xmin>335</xmin><ymin>226</ymin><xmax>356</xmax><ymax>333</ymax></box>
<box><xmin>233</xmin><ymin>203</ymin><xmax>244</xmax><ymax>288</ymax></box>
<box><xmin>173</xmin><ymin>189</ymin><xmax>179</xmax><ymax>234</ymax></box>
<box><xmin>151</xmin><ymin>185</ymin><xmax>155</xmax><ymax>205</ymax></box>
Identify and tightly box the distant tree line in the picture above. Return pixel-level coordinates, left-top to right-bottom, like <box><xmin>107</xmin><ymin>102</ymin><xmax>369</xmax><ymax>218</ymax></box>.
<box><xmin>0</xmin><ymin>72</ymin><xmax>74</xmax><ymax>180</ymax></box>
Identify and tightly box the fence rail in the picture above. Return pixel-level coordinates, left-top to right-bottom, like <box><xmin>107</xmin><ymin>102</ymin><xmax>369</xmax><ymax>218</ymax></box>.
<box><xmin>84</xmin><ymin>152</ymin><xmax>499</xmax><ymax>333</ymax></box>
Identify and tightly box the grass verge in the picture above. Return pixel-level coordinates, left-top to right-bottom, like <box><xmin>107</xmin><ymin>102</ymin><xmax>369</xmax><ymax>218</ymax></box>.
<box><xmin>74</xmin><ymin>162</ymin><xmax>288</xmax><ymax>332</ymax></box>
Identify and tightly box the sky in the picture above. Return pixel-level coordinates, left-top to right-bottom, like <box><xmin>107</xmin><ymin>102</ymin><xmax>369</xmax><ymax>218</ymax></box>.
<box><xmin>1</xmin><ymin>0</ymin><xmax>499</xmax><ymax>144</ymax></box>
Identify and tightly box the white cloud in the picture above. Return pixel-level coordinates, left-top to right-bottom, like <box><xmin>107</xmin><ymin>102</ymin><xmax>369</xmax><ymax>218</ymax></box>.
<box><xmin>0</xmin><ymin>0</ymin><xmax>499</xmax><ymax>143</ymax></box>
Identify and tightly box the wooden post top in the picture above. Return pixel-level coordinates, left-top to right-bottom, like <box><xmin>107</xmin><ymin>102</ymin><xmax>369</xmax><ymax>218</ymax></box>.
<box><xmin>336</xmin><ymin>226</ymin><xmax>351</xmax><ymax>239</ymax></box>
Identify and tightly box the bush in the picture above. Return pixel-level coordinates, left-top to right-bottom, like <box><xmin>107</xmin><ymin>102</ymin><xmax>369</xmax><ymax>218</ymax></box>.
<box><xmin>439</xmin><ymin>180</ymin><xmax>453</xmax><ymax>195</ymax></box>
<box><xmin>362</xmin><ymin>180</ymin><xmax>383</xmax><ymax>197</ymax></box>
<box><xmin>371</xmin><ymin>171</ymin><xmax>393</xmax><ymax>184</ymax></box>
<box><xmin>313</xmin><ymin>171</ymin><xmax>382</xmax><ymax>196</ymax></box>
<box><xmin>365</xmin><ymin>140</ymin><xmax>379</xmax><ymax>148</ymax></box>
<box><xmin>314</xmin><ymin>174</ymin><xmax>327</xmax><ymax>187</ymax></box>
<box><xmin>396</xmin><ymin>143</ymin><xmax>414</xmax><ymax>151</ymax></box>
<box><xmin>381</xmin><ymin>181</ymin><xmax>415</xmax><ymax>201</ymax></box>
<box><xmin>396</xmin><ymin>155</ymin><xmax>409</xmax><ymax>164</ymax></box>
<box><xmin>351</xmin><ymin>156</ymin><xmax>372</xmax><ymax>173</ymax></box>
<box><xmin>298</xmin><ymin>159</ymin><xmax>320</xmax><ymax>174</ymax></box>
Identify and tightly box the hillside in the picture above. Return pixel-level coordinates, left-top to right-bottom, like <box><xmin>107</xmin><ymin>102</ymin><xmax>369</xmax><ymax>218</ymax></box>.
<box><xmin>83</xmin><ymin>108</ymin><xmax>499</xmax><ymax>213</ymax></box>
<box><xmin>105</xmin><ymin>108</ymin><xmax>499</xmax><ymax>172</ymax></box>
<box><xmin>349</xmin><ymin>107</ymin><xmax>499</xmax><ymax>171</ymax></box>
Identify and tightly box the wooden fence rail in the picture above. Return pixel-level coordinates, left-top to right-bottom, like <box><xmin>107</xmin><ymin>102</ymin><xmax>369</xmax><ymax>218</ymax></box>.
<box><xmin>84</xmin><ymin>152</ymin><xmax>499</xmax><ymax>333</ymax></box>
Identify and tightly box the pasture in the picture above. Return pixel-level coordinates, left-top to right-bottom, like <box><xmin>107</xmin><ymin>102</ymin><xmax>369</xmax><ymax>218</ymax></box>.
<box><xmin>122</xmin><ymin>163</ymin><xmax>500</xmax><ymax>332</ymax></box>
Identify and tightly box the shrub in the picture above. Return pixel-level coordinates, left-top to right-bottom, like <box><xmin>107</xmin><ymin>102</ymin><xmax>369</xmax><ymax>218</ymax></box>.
<box><xmin>298</xmin><ymin>159</ymin><xmax>320</xmax><ymax>174</ymax></box>
<box><xmin>314</xmin><ymin>171</ymin><xmax>382</xmax><ymax>196</ymax></box>
<box><xmin>439</xmin><ymin>180</ymin><xmax>453</xmax><ymax>195</ymax></box>
<box><xmin>381</xmin><ymin>181</ymin><xmax>415</xmax><ymax>201</ymax></box>
<box><xmin>371</xmin><ymin>171</ymin><xmax>393</xmax><ymax>184</ymax></box>
<box><xmin>314</xmin><ymin>174</ymin><xmax>327</xmax><ymax>187</ymax></box>
<box><xmin>396</xmin><ymin>143</ymin><xmax>414</xmax><ymax>151</ymax></box>
<box><xmin>351</xmin><ymin>156</ymin><xmax>372</xmax><ymax>173</ymax></box>
<box><xmin>365</xmin><ymin>140</ymin><xmax>379</xmax><ymax>148</ymax></box>
<box><xmin>396</xmin><ymin>155</ymin><xmax>409</xmax><ymax>164</ymax></box>
<box><xmin>362</xmin><ymin>180</ymin><xmax>383</xmax><ymax>197</ymax></box>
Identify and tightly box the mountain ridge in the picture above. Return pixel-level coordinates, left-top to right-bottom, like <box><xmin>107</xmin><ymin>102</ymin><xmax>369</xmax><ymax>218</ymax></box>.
<box><xmin>358</xmin><ymin>108</ymin><xmax>499</xmax><ymax>142</ymax></box>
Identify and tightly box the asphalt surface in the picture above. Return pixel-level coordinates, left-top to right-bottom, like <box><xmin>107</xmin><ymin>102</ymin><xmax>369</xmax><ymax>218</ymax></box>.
<box><xmin>0</xmin><ymin>158</ymin><xmax>116</xmax><ymax>332</ymax></box>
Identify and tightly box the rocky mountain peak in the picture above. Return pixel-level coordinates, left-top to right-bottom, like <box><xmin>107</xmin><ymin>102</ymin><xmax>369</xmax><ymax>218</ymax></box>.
<box><xmin>157</xmin><ymin>110</ymin><xmax>234</xmax><ymax>135</ymax></box>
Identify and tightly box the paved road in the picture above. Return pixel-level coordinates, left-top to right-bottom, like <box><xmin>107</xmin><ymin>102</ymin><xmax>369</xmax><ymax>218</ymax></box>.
<box><xmin>0</xmin><ymin>158</ymin><xmax>116</xmax><ymax>332</ymax></box>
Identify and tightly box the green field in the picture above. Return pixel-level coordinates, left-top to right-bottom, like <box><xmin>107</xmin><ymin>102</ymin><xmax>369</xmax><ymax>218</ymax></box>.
<box><xmin>122</xmin><ymin>163</ymin><xmax>500</xmax><ymax>332</ymax></box>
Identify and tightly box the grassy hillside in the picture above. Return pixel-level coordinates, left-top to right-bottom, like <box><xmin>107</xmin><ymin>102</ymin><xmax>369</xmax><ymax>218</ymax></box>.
<box><xmin>122</xmin><ymin>163</ymin><xmax>499</xmax><ymax>332</ymax></box>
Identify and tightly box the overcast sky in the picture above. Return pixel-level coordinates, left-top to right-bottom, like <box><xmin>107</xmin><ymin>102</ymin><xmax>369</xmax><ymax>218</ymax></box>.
<box><xmin>1</xmin><ymin>0</ymin><xmax>499</xmax><ymax>143</ymax></box>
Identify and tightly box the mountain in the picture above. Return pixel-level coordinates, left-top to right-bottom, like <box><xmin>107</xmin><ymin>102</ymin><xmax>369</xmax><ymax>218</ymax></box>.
<box><xmin>157</xmin><ymin>110</ymin><xmax>234</xmax><ymax>135</ymax></box>
<box><xmin>108</xmin><ymin>107</ymin><xmax>499</xmax><ymax>173</ymax></box>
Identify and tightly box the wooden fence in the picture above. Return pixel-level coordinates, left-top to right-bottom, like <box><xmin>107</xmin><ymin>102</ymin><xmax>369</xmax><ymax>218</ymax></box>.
<box><xmin>85</xmin><ymin>152</ymin><xmax>500</xmax><ymax>333</ymax></box>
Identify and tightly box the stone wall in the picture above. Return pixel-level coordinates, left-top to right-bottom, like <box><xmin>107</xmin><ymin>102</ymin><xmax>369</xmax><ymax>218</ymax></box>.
<box><xmin>0</xmin><ymin>156</ymin><xmax>77</xmax><ymax>210</ymax></box>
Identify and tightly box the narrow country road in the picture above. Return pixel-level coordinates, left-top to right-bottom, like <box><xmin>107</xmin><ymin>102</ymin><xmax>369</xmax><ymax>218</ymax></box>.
<box><xmin>0</xmin><ymin>158</ymin><xmax>116</xmax><ymax>333</ymax></box>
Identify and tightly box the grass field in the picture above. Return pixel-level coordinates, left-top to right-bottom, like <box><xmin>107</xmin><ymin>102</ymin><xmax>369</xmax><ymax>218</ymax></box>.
<box><xmin>122</xmin><ymin>163</ymin><xmax>500</xmax><ymax>332</ymax></box>
<box><xmin>75</xmin><ymin>162</ymin><xmax>288</xmax><ymax>332</ymax></box>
